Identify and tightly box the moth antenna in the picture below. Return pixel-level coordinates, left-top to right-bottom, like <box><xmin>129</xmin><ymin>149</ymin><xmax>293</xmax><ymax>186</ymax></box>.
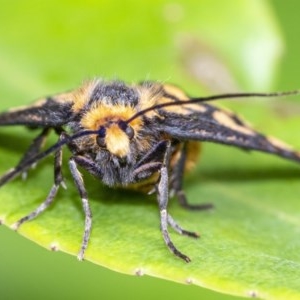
<box><xmin>0</xmin><ymin>129</ymin><xmax>99</xmax><ymax>187</ymax></box>
<box><xmin>126</xmin><ymin>90</ymin><xmax>300</xmax><ymax>124</ymax></box>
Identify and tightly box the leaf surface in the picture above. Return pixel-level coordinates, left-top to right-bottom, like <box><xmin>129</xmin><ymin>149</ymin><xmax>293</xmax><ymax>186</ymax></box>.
<box><xmin>1</xmin><ymin>1</ymin><xmax>299</xmax><ymax>299</ymax></box>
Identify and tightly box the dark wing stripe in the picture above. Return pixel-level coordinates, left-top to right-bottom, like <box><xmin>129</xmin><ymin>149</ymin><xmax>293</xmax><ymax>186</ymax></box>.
<box><xmin>156</xmin><ymin>111</ymin><xmax>300</xmax><ymax>164</ymax></box>
<box><xmin>162</xmin><ymin>92</ymin><xmax>182</xmax><ymax>102</ymax></box>
<box><xmin>0</xmin><ymin>98</ymin><xmax>72</xmax><ymax>127</ymax></box>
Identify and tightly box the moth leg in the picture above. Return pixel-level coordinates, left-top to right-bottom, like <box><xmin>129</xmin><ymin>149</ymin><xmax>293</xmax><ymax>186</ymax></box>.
<box><xmin>71</xmin><ymin>155</ymin><xmax>103</xmax><ymax>179</ymax></box>
<box><xmin>0</xmin><ymin>128</ymin><xmax>51</xmax><ymax>186</ymax></box>
<box><xmin>69</xmin><ymin>157</ymin><xmax>92</xmax><ymax>261</ymax></box>
<box><xmin>157</xmin><ymin>141</ymin><xmax>196</xmax><ymax>263</ymax></box>
<box><xmin>134</xmin><ymin>140</ymin><xmax>170</xmax><ymax>169</ymax></box>
<box><xmin>167</xmin><ymin>214</ymin><xmax>199</xmax><ymax>238</ymax></box>
<box><xmin>19</xmin><ymin>128</ymin><xmax>51</xmax><ymax>175</ymax></box>
<box><xmin>172</xmin><ymin>143</ymin><xmax>213</xmax><ymax>210</ymax></box>
<box><xmin>12</xmin><ymin>132</ymin><xmax>65</xmax><ymax>229</ymax></box>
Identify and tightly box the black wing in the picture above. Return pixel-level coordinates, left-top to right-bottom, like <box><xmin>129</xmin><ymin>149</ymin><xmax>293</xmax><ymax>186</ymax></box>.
<box><xmin>0</xmin><ymin>96</ymin><xmax>73</xmax><ymax>127</ymax></box>
<box><xmin>156</xmin><ymin>103</ymin><xmax>300</xmax><ymax>163</ymax></box>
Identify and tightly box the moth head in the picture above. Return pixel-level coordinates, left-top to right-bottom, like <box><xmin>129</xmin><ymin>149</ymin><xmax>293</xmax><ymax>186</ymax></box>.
<box><xmin>96</xmin><ymin>120</ymin><xmax>134</xmax><ymax>158</ymax></box>
<box><xmin>80</xmin><ymin>103</ymin><xmax>141</xmax><ymax>159</ymax></box>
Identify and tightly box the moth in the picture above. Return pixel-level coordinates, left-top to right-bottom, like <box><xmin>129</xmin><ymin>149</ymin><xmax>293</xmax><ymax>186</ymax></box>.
<box><xmin>0</xmin><ymin>80</ymin><xmax>299</xmax><ymax>262</ymax></box>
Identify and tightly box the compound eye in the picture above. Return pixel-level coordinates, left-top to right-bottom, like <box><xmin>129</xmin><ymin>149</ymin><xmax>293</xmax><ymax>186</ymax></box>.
<box><xmin>125</xmin><ymin>125</ymin><xmax>134</xmax><ymax>140</ymax></box>
<box><xmin>96</xmin><ymin>126</ymin><xmax>106</xmax><ymax>148</ymax></box>
<box><xmin>118</xmin><ymin>120</ymin><xmax>134</xmax><ymax>140</ymax></box>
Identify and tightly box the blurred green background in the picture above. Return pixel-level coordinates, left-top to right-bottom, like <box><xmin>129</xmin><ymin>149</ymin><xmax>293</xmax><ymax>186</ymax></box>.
<box><xmin>0</xmin><ymin>0</ymin><xmax>300</xmax><ymax>299</ymax></box>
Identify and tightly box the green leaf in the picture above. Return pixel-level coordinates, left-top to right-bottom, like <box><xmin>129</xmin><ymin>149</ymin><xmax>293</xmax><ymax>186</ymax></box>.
<box><xmin>1</xmin><ymin>1</ymin><xmax>299</xmax><ymax>300</ymax></box>
<box><xmin>2</xmin><ymin>102</ymin><xmax>300</xmax><ymax>300</ymax></box>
